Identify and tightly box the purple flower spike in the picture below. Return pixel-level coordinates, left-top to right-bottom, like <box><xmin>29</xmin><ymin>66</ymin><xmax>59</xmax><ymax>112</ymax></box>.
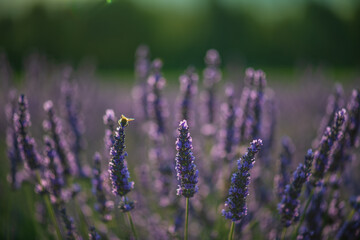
<box><xmin>103</xmin><ymin>109</ymin><xmax>117</xmax><ymax>155</ymax></box>
<box><xmin>175</xmin><ymin>120</ymin><xmax>199</xmax><ymax>198</ymax></box>
<box><xmin>92</xmin><ymin>152</ymin><xmax>113</xmax><ymax>221</ymax></box>
<box><xmin>14</xmin><ymin>94</ymin><xmax>41</xmax><ymax>170</ymax></box>
<box><xmin>43</xmin><ymin>100</ymin><xmax>76</xmax><ymax>176</ymax></box>
<box><xmin>60</xmin><ymin>207</ymin><xmax>80</xmax><ymax>240</ymax></box>
<box><xmin>178</xmin><ymin>67</ymin><xmax>198</xmax><ymax>123</ymax></box>
<box><xmin>275</xmin><ymin>136</ymin><xmax>295</xmax><ymax>199</ymax></box>
<box><xmin>278</xmin><ymin>149</ymin><xmax>314</xmax><ymax>227</ymax></box>
<box><xmin>43</xmin><ymin>137</ymin><xmax>64</xmax><ymax>205</ymax></box>
<box><xmin>109</xmin><ymin>115</ymin><xmax>134</xmax><ymax>198</ymax></box>
<box><xmin>312</xmin><ymin>109</ymin><xmax>346</xmax><ymax>185</ymax></box>
<box><xmin>222</xmin><ymin>139</ymin><xmax>262</xmax><ymax>222</ymax></box>
<box><xmin>5</xmin><ymin>90</ymin><xmax>23</xmax><ymax>189</ymax></box>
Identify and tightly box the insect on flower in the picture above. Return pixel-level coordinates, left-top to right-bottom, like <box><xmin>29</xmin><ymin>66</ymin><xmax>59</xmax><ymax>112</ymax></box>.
<box><xmin>118</xmin><ymin>114</ymin><xmax>135</xmax><ymax>127</ymax></box>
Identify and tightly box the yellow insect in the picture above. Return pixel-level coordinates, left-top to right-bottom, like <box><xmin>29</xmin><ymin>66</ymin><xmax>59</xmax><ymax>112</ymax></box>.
<box><xmin>119</xmin><ymin>114</ymin><xmax>135</xmax><ymax>127</ymax></box>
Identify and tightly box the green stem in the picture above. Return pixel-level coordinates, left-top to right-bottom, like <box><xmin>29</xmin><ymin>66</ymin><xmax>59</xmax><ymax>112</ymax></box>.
<box><xmin>43</xmin><ymin>195</ymin><xmax>62</xmax><ymax>240</ymax></box>
<box><xmin>347</xmin><ymin>208</ymin><xmax>355</xmax><ymax>222</ymax></box>
<box><xmin>281</xmin><ymin>227</ymin><xmax>287</xmax><ymax>240</ymax></box>
<box><xmin>35</xmin><ymin>172</ymin><xmax>62</xmax><ymax>240</ymax></box>
<box><xmin>185</xmin><ymin>197</ymin><xmax>190</xmax><ymax>240</ymax></box>
<box><xmin>127</xmin><ymin>212</ymin><xmax>138</xmax><ymax>240</ymax></box>
<box><xmin>292</xmin><ymin>188</ymin><xmax>315</xmax><ymax>240</ymax></box>
<box><xmin>228</xmin><ymin>221</ymin><xmax>235</xmax><ymax>240</ymax></box>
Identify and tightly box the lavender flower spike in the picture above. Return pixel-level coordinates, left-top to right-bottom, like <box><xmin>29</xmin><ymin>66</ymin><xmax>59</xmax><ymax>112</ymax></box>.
<box><xmin>14</xmin><ymin>94</ymin><xmax>41</xmax><ymax>170</ymax></box>
<box><xmin>92</xmin><ymin>152</ymin><xmax>113</xmax><ymax>221</ymax></box>
<box><xmin>312</xmin><ymin>109</ymin><xmax>346</xmax><ymax>185</ymax></box>
<box><xmin>103</xmin><ymin>109</ymin><xmax>117</xmax><ymax>155</ymax></box>
<box><xmin>109</xmin><ymin>114</ymin><xmax>134</xmax><ymax>197</ymax></box>
<box><xmin>175</xmin><ymin>120</ymin><xmax>199</xmax><ymax>198</ymax></box>
<box><xmin>43</xmin><ymin>100</ymin><xmax>75</xmax><ymax>176</ymax></box>
<box><xmin>278</xmin><ymin>149</ymin><xmax>314</xmax><ymax>227</ymax></box>
<box><xmin>275</xmin><ymin>136</ymin><xmax>295</xmax><ymax>199</ymax></box>
<box><xmin>60</xmin><ymin>207</ymin><xmax>80</xmax><ymax>240</ymax></box>
<box><xmin>222</xmin><ymin>139</ymin><xmax>262</xmax><ymax>221</ymax></box>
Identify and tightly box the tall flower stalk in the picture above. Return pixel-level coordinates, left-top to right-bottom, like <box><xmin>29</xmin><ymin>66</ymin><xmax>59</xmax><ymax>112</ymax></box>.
<box><xmin>108</xmin><ymin>114</ymin><xmax>137</xmax><ymax>239</ymax></box>
<box><xmin>61</xmin><ymin>80</ymin><xmax>85</xmax><ymax>177</ymax></box>
<box><xmin>178</xmin><ymin>67</ymin><xmax>198</xmax><ymax>124</ymax></box>
<box><xmin>175</xmin><ymin>120</ymin><xmax>199</xmax><ymax>240</ymax></box>
<box><xmin>222</xmin><ymin>139</ymin><xmax>262</xmax><ymax>239</ymax></box>
<box><xmin>275</xmin><ymin>136</ymin><xmax>295</xmax><ymax>199</ymax></box>
<box><xmin>311</xmin><ymin>109</ymin><xmax>346</xmax><ymax>186</ymax></box>
<box><xmin>14</xmin><ymin>94</ymin><xmax>41</xmax><ymax>170</ymax></box>
<box><xmin>5</xmin><ymin>90</ymin><xmax>23</xmax><ymax>189</ymax></box>
<box><xmin>201</xmin><ymin>49</ymin><xmax>222</xmax><ymax>136</ymax></box>
<box><xmin>278</xmin><ymin>149</ymin><xmax>314</xmax><ymax>228</ymax></box>
<box><xmin>43</xmin><ymin>100</ymin><xmax>76</xmax><ymax>177</ymax></box>
<box><xmin>92</xmin><ymin>152</ymin><xmax>113</xmax><ymax>221</ymax></box>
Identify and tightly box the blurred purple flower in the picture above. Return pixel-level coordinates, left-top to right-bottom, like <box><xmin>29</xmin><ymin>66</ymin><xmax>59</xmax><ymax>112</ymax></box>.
<box><xmin>92</xmin><ymin>152</ymin><xmax>113</xmax><ymax>221</ymax></box>
<box><xmin>14</xmin><ymin>94</ymin><xmax>41</xmax><ymax>170</ymax></box>
<box><xmin>43</xmin><ymin>100</ymin><xmax>76</xmax><ymax>176</ymax></box>
<box><xmin>275</xmin><ymin>136</ymin><xmax>295</xmax><ymax>199</ymax></box>
<box><xmin>103</xmin><ymin>109</ymin><xmax>117</xmax><ymax>155</ymax></box>
<box><xmin>278</xmin><ymin>149</ymin><xmax>313</xmax><ymax>227</ymax></box>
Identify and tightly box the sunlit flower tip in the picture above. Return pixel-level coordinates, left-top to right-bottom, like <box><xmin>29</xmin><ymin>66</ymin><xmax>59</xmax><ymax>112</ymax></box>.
<box><xmin>118</xmin><ymin>114</ymin><xmax>135</xmax><ymax>127</ymax></box>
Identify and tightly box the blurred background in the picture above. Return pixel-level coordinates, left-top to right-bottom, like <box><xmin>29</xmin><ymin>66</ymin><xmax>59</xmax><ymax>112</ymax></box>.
<box><xmin>0</xmin><ymin>0</ymin><xmax>359</xmax><ymax>74</ymax></box>
<box><xmin>1</xmin><ymin>1</ymin><xmax>360</xmax><ymax>239</ymax></box>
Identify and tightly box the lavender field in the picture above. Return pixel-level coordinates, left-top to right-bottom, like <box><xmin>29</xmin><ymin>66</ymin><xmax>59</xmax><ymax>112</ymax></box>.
<box><xmin>1</xmin><ymin>48</ymin><xmax>360</xmax><ymax>240</ymax></box>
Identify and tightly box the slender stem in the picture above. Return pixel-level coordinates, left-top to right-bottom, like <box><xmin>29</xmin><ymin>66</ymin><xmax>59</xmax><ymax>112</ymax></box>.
<box><xmin>43</xmin><ymin>194</ymin><xmax>62</xmax><ymax>240</ymax></box>
<box><xmin>292</xmin><ymin>188</ymin><xmax>315</xmax><ymax>240</ymax></box>
<box><xmin>127</xmin><ymin>212</ymin><xmax>138</xmax><ymax>240</ymax></box>
<box><xmin>185</xmin><ymin>197</ymin><xmax>190</xmax><ymax>240</ymax></box>
<box><xmin>347</xmin><ymin>209</ymin><xmax>355</xmax><ymax>222</ymax></box>
<box><xmin>281</xmin><ymin>227</ymin><xmax>287</xmax><ymax>240</ymax></box>
<box><xmin>228</xmin><ymin>221</ymin><xmax>235</xmax><ymax>240</ymax></box>
<box><xmin>35</xmin><ymin>172</ymin><xmax>62</xmax><ymax>240</ymax></box>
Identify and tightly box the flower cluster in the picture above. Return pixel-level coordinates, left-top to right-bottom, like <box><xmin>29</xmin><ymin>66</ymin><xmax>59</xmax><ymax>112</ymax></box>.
<box><xmin>92</xmin><ymin>152</ymin><xmax>113</xmax><ymax>221</ymax></box>
<box><xmin>247</xmin><ymin>70</ymin><xmax>266</xmax><ymax>139</ymax></box>
<box><xmin>175</xmin><ymin>120</ymin><xmax>199</xmax><ymax>198</ymax></box>
<box><xmin>43</xmin><ymin>137</ymin><xmax>65</xmax><ymax>205</ymax></box>
<box><xmin>275</xmin><ymin>136</ymin><xmax>295</xmax><ymax>199</ymax></box>
<box><xmin>237</xmin><ymin>68</ymin><xmax>255</xmax><ymax>142</ymax></box>
<box><xmin>60</xmin><ymin>207</ymin><xmax>79</xmax><ymax>240</ymax></box>
<box><xmin>278</xmin><ymin>149</ymin><xmax>314</xmax><ymax>227</ymax></box>
<box><xmin>5</xmin><ymin>90</ymin><xmax>23</xmax><ymax>188</ymax></box>
<box><xmin>178</xmin><ymin>67</ymin><xmax>198</xmax><ymax>123</ymax></box>
<box><xmin>201</xmin><ymin>49</ymin><xmax>222</xmax><ymax>135</ymax></box>
<box><xmin>312</xmin><ymin>109</ymin><xmax>346</xmax><ymax>185</ymax></box>
<box><xmin>103</xmin><ymin>109</ymin><xmax>117</xmax><ymax>155</ymax></box>
<box><xmin>109</xmin><ymin>115</ymin><xmax>134</xmax><ymax>198</ymax></box>
<box><xmin>222</xmin><ymin>139</ymin><xmax>262</xmax><ymax>221</ymax></box>
<box><xmin>147</xmin><ymin>59</ymin><xmax>168</xmax><ymax>136</ymax></box>
<box><xmin>43</xmin><ymin>100</ymin><xmax>76</xmax><ymax>176</ymax></box>
<box><xmin>316</xmin><ymin>84</ymin><xmax>344</xmax><ymax>145</ymax></box>
<box><xmin>213</xmin><ymin>85</ymin><xmax>237</xmax><ymax>162</ymax></box>
<box><xmin>61</xmin><ymin>79</ymin><xmax>85</xmax><ymax>177</ymax></box>
<box><xmin>14</xmin><ymin>94</ymin><xmax>41</xmax><ymax>170</ymax></box>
